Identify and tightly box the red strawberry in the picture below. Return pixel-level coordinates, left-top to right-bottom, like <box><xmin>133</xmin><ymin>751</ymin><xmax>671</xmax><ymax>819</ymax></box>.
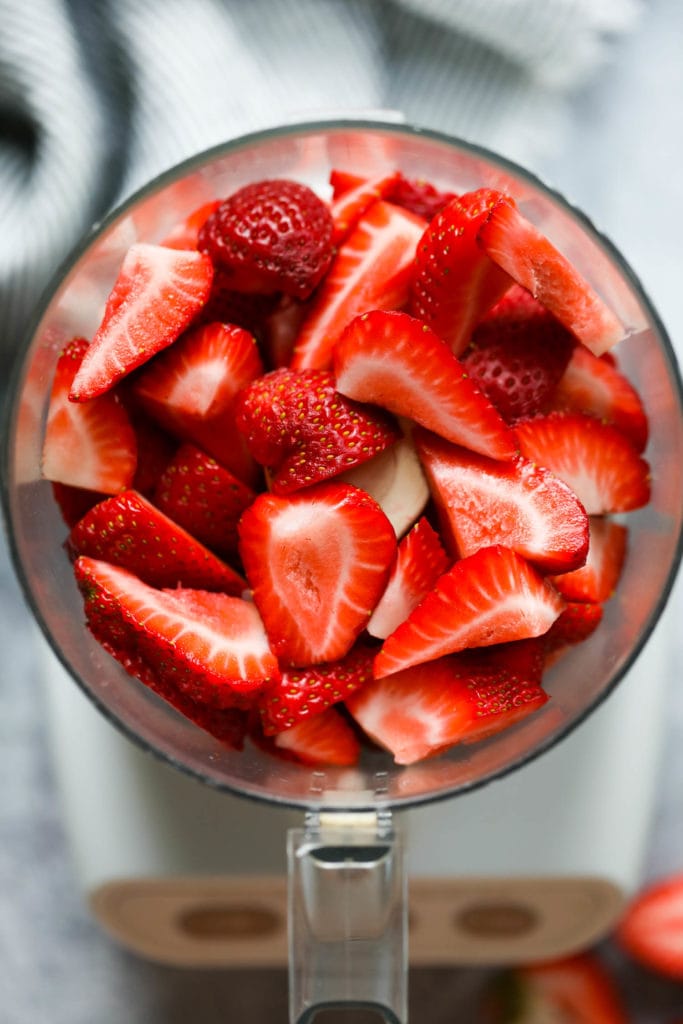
<box><xmin>333</xmin><ymin>310</ymin><xmax>516</xmax><ymax>461</ymax></box>
<box><xmin>272</xmin><ymin>707</ymin><xmax>361</xmax><ymax>766</ymax></box>
<box><xmin>69</xmin><ymin>244</ymin><xmax>213</xmax><ymax>401</ymax></box>
<box><xmin>347</xmin><ymin>642</ymin><xmax>547</xmax><ymax>765</ymax></box>
<box><xmin>477</xmin><ymin>282</ymin><xmax>548</xmax><ymax>323</ymax></box>
<box><xmin>51</xmin><ymin>482</ymin><xmax>107</xmax><ymax>529</ymax></box>
<box><xmin>238</xmin><ymin>482</ymin><xmax>396</xmax><ymax>666</ymax></box>
<box><xmin>617</xmin><ymin>873</ymin><xmax>683</xmax><ymax>980</ymax></box>
<box><xmin>544</xmin><ymin>600</ymin><xmax>603</xmax><ymax>652</ymax></box>
<box><xmin>153</xmin><ymin>443</ymin><xmax>256</xmax><ymax>558</ymax></box>
<box><xmin>550</xmin><ymin>344</ymin><xmax>649</xmax><ymax>451</ymax></box>
<box><xmin>198</xmin><ymin>179</ymin><xmax>334</xmax><ymax>299</ymax></box>
<box><xmin>330</xmin><ymin>171</ymin><xmax>401</xmax><ymax>244</ymax></box>
<box><xmin>134</xmin><ymin>321</ymin><xmax>263</xmax><ymax>486</ymax></box>
<box><xmin>409</xmin><ymin>189</ymin><xmax>515</xmax><ymax>356</ymax></box>
<box><xmin>414</xmin><ymin>430</ymin><xmax>589</xmax><ymax>573</ymax></box>
<box><xmin>329</xmin><ymin>169</ymin><xmax>365</xmax><ymax>196</ymax></box>
<box><xmin>42</xmin><ymin>337</ymin><xmax>137</xmax><ymax>493</ymax></box>
<box><xmin>259</xmin><ymin>644</ymin><xmax>374</xmax><ymax>735</ymax></box>
<box><xmin>161</xmin><ymin>199</ymin><xmax>221</xmax><ymax>250</ymax></box>
<box><xmin>128</xmin><ymin>411</ymin><xmax>177</xmax><ymax>497</ymax></box>
<box><xmin>291</xmin><ymin>199</ymin><xmax>426</xmax><ymax>370</ymax></box>
<box><xmin>234</xmin><ymin>367</ymin><xmax>400</xmax><ymax>493</ymax></box>
<box><xmin>367</xmin><ymin>517</ymin><xmax>450</xmax><ymax>639</ymax></box>
<box><xmin>478</xmin><ymin>200</ymin><xmax>624</xmax><ymax>354</ymax></box>
<box><xmin>192</xmin><ymin>266</ymin><xmax>280</xmax><ymax>335</ymax></box>
<box><xmin>374</xmin><ymin>545</ymin><xmax>564</xmax><ymax>678</ymax></box>
<box><xmin>485</xmin><ymin>954</ymin><xmax>628</xmax><ymax>1023</ymax></box>
<box><xmin>386</xmin><ymin>174</ymin><xmax>458</xmax><ymax>221</ymax></box>
<box><xmin>462</xmin><ymin>310</ymin><xmax>575</xmax><ymax>423</ymax></box>
<box><xmin>551</xmin><ymin>517</ymin><xmax>627</xmax><ymax>603</ymax></box>
<box><xmin>69</xmin><ymin>489</ymin><xmax>245</xmax><ymax>593</ymax></box>
<box><xmin>261</xmin><ymin>294</ymin><xmax>309</xmax><ymax>369</ymax></box>
<box><xmin>74</xmin><ymin>556</ymin><xmax>279</xmax><ymax>707</ymax></box>
<box><xmin>515</xmin><ymin>412</ymin><xmax>650</xmax><ymax>514</ymax></box>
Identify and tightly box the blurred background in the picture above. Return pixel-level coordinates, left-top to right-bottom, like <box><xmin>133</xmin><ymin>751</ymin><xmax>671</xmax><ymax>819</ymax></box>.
<box><xmin>1</xmin><ymin>0</ymin><xmax>682</xmax><ymax>1020</ymax></box>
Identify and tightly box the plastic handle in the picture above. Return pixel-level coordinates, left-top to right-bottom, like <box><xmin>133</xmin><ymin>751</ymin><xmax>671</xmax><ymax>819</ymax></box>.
<box><xmin>288</xmin><ymin>810</ymin><xmax>407</xmax><ymax>1024</ymax></box>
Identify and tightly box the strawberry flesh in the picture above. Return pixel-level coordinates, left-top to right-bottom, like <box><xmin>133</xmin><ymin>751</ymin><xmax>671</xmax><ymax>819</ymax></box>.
<box><xmin>334</xmin><ymin>309</ymin><xmax>517</xmax><ymax>461</ymax></box>
<box><xmin>273</xmin><ymin>706</ymin><xmax>361</xmax><ymax>766</ymax></box>
<box><xmin>69</xmin><ymin>489</ymin><xmax>245</xmax><ymax>593</ymax></box>
<box><xmin>198</xmin><ymin>179</ymin><xmax>334</xmax><ymax>299</ymax></box>
<box><xmin>330</xmin><ymin>171</ymin><xmax>401</xmax><ymax>244</ymax></box>
<box><xmin>617</xmin><ymin>873</ymin><xmax>683</xmax><ymax>981</ymax></box>
<box><xmin>238</xmin><ymin>482</ymin><xmax>396</xmax><ymax>666</ymax></box>
<box><xmin>69</xmin><ymin>244</ymin><xmax>213</xmax><ymax>401</ymax></box>
<box><xmin>234</xmin><ymin>367</ymin><xmax>400</xmax><ymax>493</ymax></box>
<box><xmin>551</xmin><ymin>516</ymin><xmax>627</xmax><ymax>603</ymax></box>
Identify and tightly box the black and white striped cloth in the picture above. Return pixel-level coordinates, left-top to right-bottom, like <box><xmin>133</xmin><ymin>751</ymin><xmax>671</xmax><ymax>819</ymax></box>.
<box><xmin>0</xmin><ymin>0</ymin><xmax>641</xmax><ymax>391</ymax></box>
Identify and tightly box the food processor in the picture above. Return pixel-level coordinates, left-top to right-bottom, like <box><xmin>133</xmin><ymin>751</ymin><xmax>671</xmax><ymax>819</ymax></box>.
<box><xmin>3</xmin><ymin>121</ymin><xmax>683</xmax><ymax>1024</ymax></box>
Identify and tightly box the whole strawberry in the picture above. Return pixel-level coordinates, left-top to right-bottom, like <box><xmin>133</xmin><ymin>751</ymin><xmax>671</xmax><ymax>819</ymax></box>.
<box><xmin>234</xmin><ymin>367</ymin><xmax>400</xmax><ymax>493</ymax></box>
<box><xmin>198</xmin><ymin>179</ymin><xmax>334</xmax><ymax>299</ymax></box>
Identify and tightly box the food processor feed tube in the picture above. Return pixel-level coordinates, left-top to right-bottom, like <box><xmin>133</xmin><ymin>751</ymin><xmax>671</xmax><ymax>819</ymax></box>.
<box><xmin>3</xmin><ymin>123</ymin><xmax>683</xmax><ymax>1024</ymax></box>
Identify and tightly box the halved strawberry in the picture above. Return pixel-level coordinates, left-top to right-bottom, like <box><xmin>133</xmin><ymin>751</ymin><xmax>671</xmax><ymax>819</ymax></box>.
<box><xmin>198</xmin><ymin>179</ymin><xmax>334</xmax><ymax>299</ymax></box>
<box><xmin>367</xmin><ymin>517</ymin><xmax>450</xmax><ymax>639</ymax></box>
<box><xmin>272</xmin><ymin>706</ymin><xmax>361</xmax><ymax>766</ymax></box>
<box><xmin>259</xmin><ymin>644</ymin><xmax>374</xmax><ymax>735</ymax></box>
<box><xmin>347</xmin><ymin>642</ymin><xmax>547</xmax><ymax>765</ymax></box>
<box><xmin>544</xmin><ymin>601</ymin><xmax>604</xmax><ymax>652</ymax></box>
<box><xmin>410</xmin><ymin>189</ymin><xmax>515</xmax><ymax>356</ymax></box>
<box><xmin>161</xmin><ymin>199</ymin><xmax>221</xmax><ymax>250</ymax></box>
<box><xmin>330</xmin><ymin>171</ymin><xmax>401</xmax><ymax>244</ymax></box>
<box><xmin>261</xmin><ymin>294</ymin><xmax>309</xmax><ymax>369</ymax></box>
<box><xmin>414</xmin><ymin>430</ymin><xmax>589</xmax><ymax>573</ymax></box>
<box><xmin>238</xmin><ymin>482</ymin><xmax>396</xmax><ymax>667</ymax></box>
<box><xmin>550</xmin><ymin>344</ymin><xmax>649</xmax><ymax>451</ymax></box>
<box><xmin>617</xmin><ymin>873</ymin><xmax>683</xmax><ymax>980</ymax></box>
<box><xmin>134</xmin><ymin>321</ymin><xmax>263</xmax><ymax>486</ymax></box>
<box><xmin>477</xmin><ymin>282</ymin><xmax>548</xmax><ymax>323</ymax></box>
<box><xmin>291</xmin><ymin>199</ymin><xmax>426</xmax><ymax>370</ymax></box>
<box><xmin>74</xmin><ymin>556</ymin><xmax>279</xmax><ymax>707</ymax></box>
<box><xmin>374</xmin><ymin>545</ymin><xmax>564</xmax><ymax>678</ymax></box>
<box><xmin>69</xmin><ymin>244</ymin><xmax>214</xmax><ymax>401</ymax></box>
<box><xmin>51</xmin><ymin>482</ymin><xmax>107</xmax><ymax>529</ymax></box>
<box><xmin>333</xmin><ymin>310</ymin><xmax>516</xmax><ymax>461</ymax></box>
<box><xmin>551</xmin><ymin>517</ymin><xmax>628</xmax><ymax>603</ymax></box>
<box><xmin>192</xmin><ymin>267</ymin><xmax>280</xmax><ymax>337</ymax></box>
<box><xmin>386</xmin><ymin>174</ymin><xmax>458</xmax><ymax>221</ymax></box>
<box><xmin>42</xmin><ymin>337</ymin><xmax>137</xmax><ymax>493</ymax></box>
<box><xmin>478</xmin><ymin>201</ymin><xmax>624</xmax><ymax>355</ymax></box>
<box><xmin>485</xmin><ymin>954</ymin><xmax>628</xmax><ymax>1023</ymax></box>
<box><xmin>515</xmin><ymin>412</ymin><xmax>650</xmax><ymax>514</ymax></box>
<box><xmin>462</xmin><ymin>309</ymin><xmax>575</xmax><ymax>423</ymax></box>
<box><xmin>128</xmin><ymin>410</ymin><xmax>177</xmax><ymax>498</ymax></box>
<box><xmin>69</xmin><ymin>489</ymin><xmax>245</xmax><ymax>593</ymax></box>
<box><xmin>234</xmin><ymin>367</ymin><xmax>400</xmax><ymax>494</ymax></box>
<box><xmin>153</xmin><ymin>444</ymin><xmax>256</xmax><ymax>558</ymax></box>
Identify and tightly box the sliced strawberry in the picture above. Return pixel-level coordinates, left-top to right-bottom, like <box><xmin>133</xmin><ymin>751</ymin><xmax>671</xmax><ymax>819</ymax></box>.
<box><xmin>259</xmin><ymin>644</ymin><xmax>374</xmax><ymax>735</ymax></box>
<box><xmin>386</xmin><ymin>174</ymin><xmax>458</xmax><ymax>221</ymax></box>
<box><xmin>74</xmin><ymin>556</ymin><xmax>279</xmax><ymax>707</ymax></box>
<box><xmin>134</xmin><ymin>321</ymin><xmax>263</xmax><ymax>486</ymax></box>
<box><xmin>128</xmin><ymin>411</ymin><xmax>177</xmax><ymax>498</ymax></box>
<box><xmin>414</xmin><ymin>430</ymin><xmax>589</xmax><ymax>573</ymax></box>
<box><xmin>329</xmin><ymin>169</ymin><xmax>365</xmax><ymax>196</ymax></box>
<box><xmin>347</xmin><ymin>642</ymin><xmax>547</xmax><ymax>765</ymax></box>
<box><xmin>161</xmin><ymin>199</ymin><xmax>221</xmax><ymax>250</ymax></box>
<box><xmin>192</xmin><ymin>267</ymin><xmax>280</xmax><ymax>336</ymax></box>
<box><xmin>551</xmin><ymin>517</ymin><xmax>628</xmax><ymax>603</ymax></box>
<box><xmin>51</xmin><ymin>482</ymin><xmax>107</xmax><ymax>529</ymax></box>
<box><xmin>486</xmin><ymin>954</ymin><xmax>628</xmax><ymax>1023</ymax></box>
<box><xmin>367</xmin><ymin>517</ymin><xmax>450</xmax><ymax>639</ymax></box>
<box><xmin>153</xmin><ymin>443</ymin><xmax>256</xmax><ymax>558</ymax></box>
<box><xmin>291</xmin><ymin>199</ymin><xmax>426</xmax><ymax>370</ymax></box>
<box><xmin>238</xmin><ymin>482</ymin><xmax>396</xmax><ymax>667</ymax></box>
<box><xmin>617</xmin><ymin>873</ymin><xmax>683</xmax><ymax>980</ymax></box>
<box><xmin>462</xmin><ymin>309</ymin><xmax>575</xmax><ymax>423</ymax></box>
<box><xmin>69</xmin><ymin>244</ymin><xmax>214</xmax><ymax>401</ymax></box>
<box><xmin>234</xmin><ymin>367</ymin><xmax>400</xmax><ymax>494</ymax></box>
<box><xmin>330</xmin><ymin>171</ymin><xmax>401</xmax><ymax>244</ymax></box>
<box><xmin>410</xmin><ymin>189</ymin><xmax>515</xmax><ymax>356</ymax></box>
<box><xmin>550</xmin><ymin>344</ymin><xmax>649</xmax><ymax>451</ymax></box>
<box><xmin>477</xmin><ymin>282</ymin><xmax>548</xmax><ymax>323</ymax></box>
<box><xmin>198</xmin><ymin>179</ymin><xmax>334</xmax><ymax>299</ymax></box>
<box><xmin>261</xmin><ymin>294</ymin><xmax>309</xmax><ymax>369</ymax></box>
<box><xmin>515</xmin><ymin>412</ymin><xmax>650</xmax><ymax>514</ymax></box>
<box><xmin>69</xmin><ymin>489</ymin><xmax>245</xmax><ymax>593</ymax></box>
<box><xmin>478</xmin><ymin>201</ymin><xmax>624</xmax><ymax>355</ymax></box>
<box><xmin>544</xmin><ymin>600</ymin><xmax>603</xmax><ymax>652</ymax></box>
<box><xmin>374</xmin><ymin>545</ymin><xmax>564</xmax><ymax>678</ymax></box>
<box><xmin>333</xmin><ymin>310</ymin><xmax>516</xmax><ymax>461</ymax></box>
<box><xmin>273</xmin><ymin>706</ymin><xmax>361</xmax><ymax>766</ymax></box>
<box><xmin>42</xmin><ymin>337</ymin><xmax>137</xmax><ymax>493</ymax></box>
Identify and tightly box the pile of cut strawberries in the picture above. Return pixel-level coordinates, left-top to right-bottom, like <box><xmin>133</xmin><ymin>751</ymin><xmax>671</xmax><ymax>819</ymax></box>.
<box><xmin>41</xmin><ymin>168</ymin><xmax>651</xmax><ymax>768</ymax></box>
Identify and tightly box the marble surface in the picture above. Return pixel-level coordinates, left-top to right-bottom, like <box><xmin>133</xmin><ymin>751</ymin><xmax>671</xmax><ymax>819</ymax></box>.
<box><xmin>2</xmin><ymin>2</ymin><xmax>683</xmax><ymax>1021</ymax></box>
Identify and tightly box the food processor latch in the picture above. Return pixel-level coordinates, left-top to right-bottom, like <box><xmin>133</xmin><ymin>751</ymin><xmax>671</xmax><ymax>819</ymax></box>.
<box><xmin>288</xmin><ymin>809</ymin><xmax>407</xmax><ymax>1024</ymax></box>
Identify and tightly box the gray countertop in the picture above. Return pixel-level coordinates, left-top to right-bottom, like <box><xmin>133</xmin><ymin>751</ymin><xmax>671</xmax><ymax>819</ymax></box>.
<box><xmin>2</xmin><ymin>2</ymin><xmax>683</xmax><ymax>1021</ymax></box>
